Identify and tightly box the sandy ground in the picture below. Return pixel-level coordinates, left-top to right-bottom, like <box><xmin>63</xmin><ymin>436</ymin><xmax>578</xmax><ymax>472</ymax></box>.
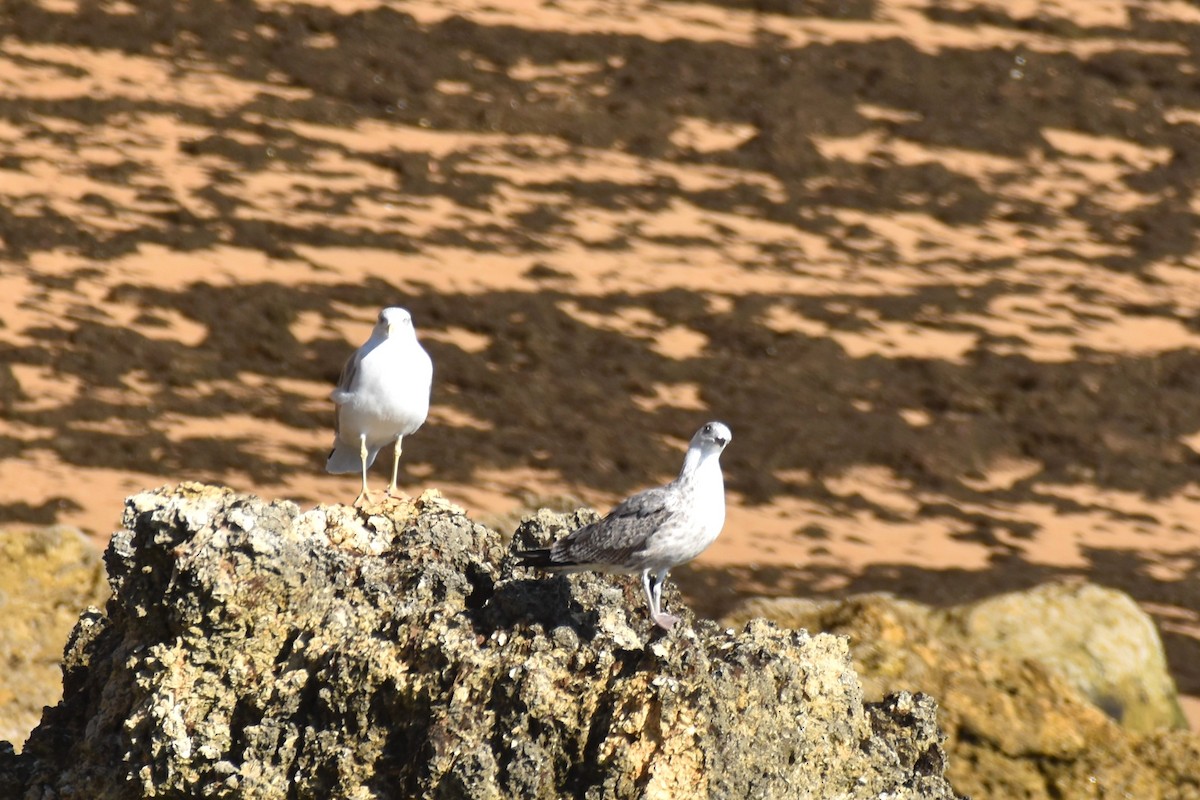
<box><xmin>1</xmin><ymin>0</ymin><xmax>1199</xmax><ymax>725</ymax></box>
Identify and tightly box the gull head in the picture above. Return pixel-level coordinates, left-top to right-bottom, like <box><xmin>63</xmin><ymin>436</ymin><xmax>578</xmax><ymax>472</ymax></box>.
<box><xmin>377</xmin><ymin>307</ymin><xmax>415</xmax><ymax>337</ymax></box>
<box><xmin>690</xmin><ymin>420</ymin><xmax>732</xmax><ymax>456</ymax></box>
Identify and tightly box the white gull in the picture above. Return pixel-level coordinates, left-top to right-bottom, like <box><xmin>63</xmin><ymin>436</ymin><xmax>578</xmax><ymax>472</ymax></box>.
<box><xmin>326</xmin><ymin>307</ymin><xmax>433</xmax><ymax>505</ymax></box>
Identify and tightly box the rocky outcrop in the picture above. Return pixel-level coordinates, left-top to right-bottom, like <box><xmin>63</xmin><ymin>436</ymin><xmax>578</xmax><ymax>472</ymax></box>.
<box><xmin>0</xmin><ymin>484</ymin><xmax>962</xmax><ymax>799</ymax></box>
<box><xmin>0</xmin><ymin>525</ymin><xmax>109</xmax><ymax>750</ymax></box>
<box><xmin>726</xmin><ymin>583</ymin><xmax>1186</xmax><ymax>732</ymax></box>
<box><xmin>941</xmin><ymin>582</ymin><xmax>1186</xmax><ymax>732</ymax></box>
<box><xmin>726</xmin><ymin>592</ymin><xmax>1200</xmax><ymax>800</ymax></box>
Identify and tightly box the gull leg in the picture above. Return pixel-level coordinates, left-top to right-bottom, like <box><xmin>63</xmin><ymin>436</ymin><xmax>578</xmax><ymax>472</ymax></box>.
<box><xmin>641</xmin><ymin>569</ymin><xmax>655</xmax><ymax>618</ymax></box>
<box><xmin>354</xmin><ymin>433</ymin><xmax>372</xmax><ymax>507</ymax></box>
<box><xmin>651</xmin><ymin>569</ymin><xmax>679</xmax><ymax>630</ymax></box>
<box><xmin>643</xmin><ymin>568</ymin><xmax>680</xmax><ymax>630</ymax></box>
<box><xmin>386</xmin><ymin>435</ymin><xmax>404</xmax><ymax>497</ymax></box>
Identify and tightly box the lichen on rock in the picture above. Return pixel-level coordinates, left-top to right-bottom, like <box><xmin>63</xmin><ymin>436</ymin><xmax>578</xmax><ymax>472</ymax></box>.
<box><xmin>3</xmin><ymin>483</ymin><xmax>961</xmax><ymax>799</ymax></box>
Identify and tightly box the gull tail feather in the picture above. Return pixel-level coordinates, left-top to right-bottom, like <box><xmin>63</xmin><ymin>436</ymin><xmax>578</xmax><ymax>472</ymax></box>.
<box><xmin>325</xmin><ymin>440</ymin><xmax>381</xmax><ymax>474</ymax></box>
<box><xmin>514</xmin><ymin>548</ymin><xmax>570</xmax><ymax>569</ymax></box>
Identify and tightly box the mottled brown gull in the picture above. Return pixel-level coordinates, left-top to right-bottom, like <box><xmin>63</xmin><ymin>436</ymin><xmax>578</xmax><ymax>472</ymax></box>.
<box><xmin>515</xmin><ymin>421</ymin><xmax>731</xmax><ymax>630</ymax></box>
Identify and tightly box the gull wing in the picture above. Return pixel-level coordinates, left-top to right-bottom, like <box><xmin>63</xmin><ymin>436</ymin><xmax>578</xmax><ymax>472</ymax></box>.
<box><xmin>553</xmin><ymin>485</ymin><xmax>675</xmax><ymax>566</ymax></box>
<box><xmin>330</xmin><ymin>347</ymin><xmax>361</xmax><ymax>405</ymax></box>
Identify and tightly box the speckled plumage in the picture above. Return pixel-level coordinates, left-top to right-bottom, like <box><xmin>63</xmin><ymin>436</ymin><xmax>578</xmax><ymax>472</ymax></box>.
<box><xmin>516</xmin><ymin>421</ymin><xmax>731</xmax><ymax>629</ymax></box>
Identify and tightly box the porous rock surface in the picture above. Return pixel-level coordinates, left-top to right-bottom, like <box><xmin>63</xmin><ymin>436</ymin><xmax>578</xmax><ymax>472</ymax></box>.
<box><xmin>726</xmin><ymin>592</ymin><xmax>1200</xmax><ymax>800</ymax></box>
<box><xmin>0</xmin><ymin>484</ymin><xmax>961</xmax><ymax>799</ymax></box>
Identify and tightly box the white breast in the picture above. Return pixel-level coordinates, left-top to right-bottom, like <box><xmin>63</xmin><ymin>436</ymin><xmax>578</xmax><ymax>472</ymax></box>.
<box><xmin>642</xmin><ymin>456</ymin><xmax>725</xmax><ymax>570</ymax></box>
<box><xmin>689</xmin><ymin>456</ymin><xmax>726</xmax><ymax>547</ymax></box>
<box><xmin>338</xmin><ymin>337</ymin><xmax>432</xmax><ymax>443</ymax></box>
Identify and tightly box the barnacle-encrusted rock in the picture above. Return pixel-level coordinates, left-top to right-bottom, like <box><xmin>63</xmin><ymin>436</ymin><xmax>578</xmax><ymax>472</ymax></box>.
<box><xmin>2</xmin><ymin>483</ymin><xmax>961</xmax><ymax>799</ymax></box>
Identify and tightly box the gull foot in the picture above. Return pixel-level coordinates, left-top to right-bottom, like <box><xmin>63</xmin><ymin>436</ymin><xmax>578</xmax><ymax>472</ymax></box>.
<box><xmin>353</xmin><ymin>490</ymin><xmax>374</xmax><ymax>508</ymax></box>
<box><xmin>651</xmin><ymin>612</ymin><xmax>681</xmax><ymax>631</ymax></box>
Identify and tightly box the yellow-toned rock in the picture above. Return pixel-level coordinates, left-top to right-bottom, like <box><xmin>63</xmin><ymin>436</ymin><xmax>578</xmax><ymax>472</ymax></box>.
<box><xmin>0</xmin><ymin>525</ymin><xmax>108</xmax><ymax>751</ymax></box>
<box><xmin>727</xmin><ymin>588</ymin><xmax>1199</xmax><ymax>800</ymax></box>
